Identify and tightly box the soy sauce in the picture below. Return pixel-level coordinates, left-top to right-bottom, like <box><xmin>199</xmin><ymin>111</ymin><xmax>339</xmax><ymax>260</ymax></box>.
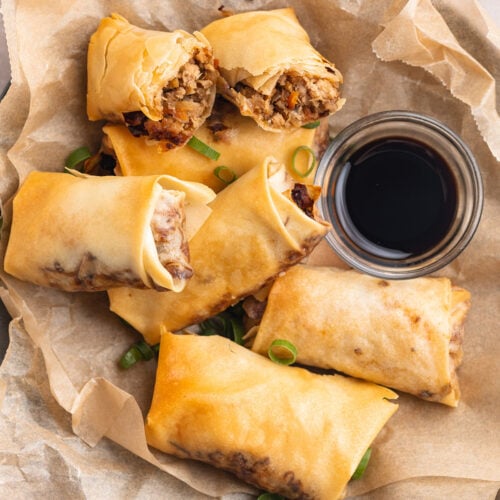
<box><xmin>336</xmin><ymin>137</ymin><xmax>457</xmax><ymax>259</ymax></box>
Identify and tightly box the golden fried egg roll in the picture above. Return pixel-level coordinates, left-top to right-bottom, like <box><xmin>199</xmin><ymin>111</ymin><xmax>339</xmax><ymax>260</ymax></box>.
<box><xmin>145</xmin><ymin>332</ymin><xmax>398</xmax><ymax>500</ymax></box>
<box><xmin>87</xmin><ymin>13</ymin><xmax>217</xmax><ymax>149</ymax></box>
<box><xmin>251</xmin><ymin>265</ymin><xmax>471</xmax><ymax>406</ymax></box>
<box><xmin>4</xmin><ymin>171</ymin><xmax>215</xmax><ymax>292</ymax></box>
<box><xmin>201</xmin><ymin>8</ymin><xmax>344</xmax><ymax>131</ymax></box>
<box><xmin>108</xmin><ymin>157</ymin><xmax>330</xmax><ymax>344</ymax></box>
<box><xmin>99</xmin><ymin>99</ymin><xmax>329</xmax><ymax>191</ymax></box>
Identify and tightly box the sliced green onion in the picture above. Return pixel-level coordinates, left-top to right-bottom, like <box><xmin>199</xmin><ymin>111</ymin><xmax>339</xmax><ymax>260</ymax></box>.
<box><xmin>134</xmin><ymin>340</ymin><xmax>156</xmax><ymax>361</ymax></box>
<box><xmin>214</xmin><ymin>165</ymin><xmax>237</xmax><ymax>184</ymax></box>
<box><xmin>65</xmin><ymin>146</ymin><xmax>91</xmax><ymax>170</ymax></box>
<box><xmin>257</xmin><ymin>494</ymin><xmax>285</xmax><ymax>500</ymax></box>
<box><xmin>267</xmin><ymin>339</ymin><xmax>297</xmax><ymax>365</ymax></box>
<box><xmin>351</xmin><ymin>447</ymin><xmax>372</xmax><ymax>480</ymax></box>
<box><xmin>119</xmin><ymin>345</ymin><xmax>143</xmax><ymax>369</ymax></box>
<box><xmin>301</xmin><ymin>120</ymin><xmax>321</xmax><ymax>129</ymax></box>
<box><xmin>199</xmin><ymin>302</ymin><xmax>245</xmax><ymax>345</ymax></box>
<box><xmin>230</xmin><ymin>317</ymin><xmax>244</xmax><ymax>345</ymax></box>
<box><xmin>199</xmin><ymin>317</ymin><xmax>223</xmax><ymax>336</ymax></box>
<box><xmin>187</xmin><ymin>136</ymin><xmax>221</xmax><ymax>160</ymax></box>
<box><xmin>291</xmin><ymin>145</ymin><xmax>317</xmax><ymax>178</ymax></box>
<box><xmin>118</xmin><ymin>340</ymin><xmax>160</xmax><ymax>369</ymax></box>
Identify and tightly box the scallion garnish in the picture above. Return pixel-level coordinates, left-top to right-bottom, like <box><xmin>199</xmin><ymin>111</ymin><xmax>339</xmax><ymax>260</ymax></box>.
<box><xmin>291</xmin><ymin>145</ymin><xmax>317</xmax><ymax>178</ymax></box>
<box><xmin>267</xmin><ymin>339</ymin><xmax>297</xmax><ymax>365</ymax></box>
<box><xmin>214</xmin><ymin>166</ymin><xmax>237</xmax><ymax>184</ymax></box>
<box><xmin>351</xmin><ymin>447</ymin><xmax>372</xmax><ymax>480</ymax></box>
<box><xmin>118</xmin><ymin>340</ymin><xmax>159</xmax><ymax>369</ymax></box>
<box><xmin>133</xmin><ymin>339</ymin><xmax>156</xmax><ymax>361</ymax></box>
<box><xmin>65</xmin><ymin>146</ymin><xmax>92</xmax><ymax>170</ymax></box>
<box><xmin>119</xmin><ymin>345</ymin><xmax>142</xmax><ymax>369</ymax></box>
<box><xmin>229</xmin><ymin>316</ymin><xmax>245</xmax><ymax>345</ymax></box>
<box><xmin>199</xmin><ymin>302</ymin><xmax>245</xmax><ymax>345</ymax></box>
<box><xmin>301</xmin><ymin>120</ymin><xmax>321</xmax><ymax>129</ymax></box>
<box><xmin>187</xmin><ymin>136</ymin><xmax>221</xmax><ymax>160</ymax></box>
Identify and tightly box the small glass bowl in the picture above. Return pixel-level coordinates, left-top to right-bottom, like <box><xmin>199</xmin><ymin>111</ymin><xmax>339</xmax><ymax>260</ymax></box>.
<box><xmin>314</xmin><ymin>110</ymin><xmax>484</xmax><ymax>279</ymax></box>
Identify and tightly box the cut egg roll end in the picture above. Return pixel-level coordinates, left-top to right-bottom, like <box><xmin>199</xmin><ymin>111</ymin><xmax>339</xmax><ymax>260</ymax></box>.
<box><xmin>201</xmin><ymin>8</ymin><xmax>344</xmax><ymax>132</ymax></box>
<box><xmin>3</xmin><ymin>171</ymin><xmax>214</xmax><ymax>293</ymax></box>
<box><xmin>87</xmin><ymin>13</ymin><xmax>217</xmax><ymax>149</ymax></box>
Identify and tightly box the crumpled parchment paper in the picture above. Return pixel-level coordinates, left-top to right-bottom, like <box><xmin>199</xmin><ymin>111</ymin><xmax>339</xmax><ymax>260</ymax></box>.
<box><xmin>0</xmin><ymin>0</ymin><xmax>499</xmax><ymax>498</ymax></box>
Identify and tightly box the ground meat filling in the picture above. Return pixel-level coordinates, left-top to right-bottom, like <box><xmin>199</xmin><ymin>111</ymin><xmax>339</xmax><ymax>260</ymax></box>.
<box><xmin>233</xmin><ymin>71</ymin><xmax>341</xmax><ymax>129</ymax></box>
<box><xmin>151</xmin><ymin>190</ymin><xmax>193</xmax><ymax>284</ymax></box>
<box><xmin>124</xmin><ymin>48</ymin><xmax>216</xmax><ymax>148</ymax></box>
<box><xmin>291</xmin><ymin>183</ymin><xmax>316</xmax><ymax>219</ymax></box>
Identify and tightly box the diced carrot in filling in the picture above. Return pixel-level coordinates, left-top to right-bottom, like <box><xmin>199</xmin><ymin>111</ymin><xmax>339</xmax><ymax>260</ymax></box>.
<box><xmin>124</xmin><ymin>48</ymin><xmax>217</xmax><ymax>148</ymax></box>
<box><xmin>233</xmin><ymin>71</ymin><xmax>342</xmax><ymax>128</ymax></box>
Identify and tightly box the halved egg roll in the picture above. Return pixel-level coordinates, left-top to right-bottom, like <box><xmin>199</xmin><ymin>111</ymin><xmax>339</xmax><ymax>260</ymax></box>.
<box><xmin>108</xmin><ymin>157</ymin><xmax>330</xmax><ymax>344</ymax></box>
<box><xmin>250</xmin><ymin>265</ymin><xmax>471</xmax><ymax>406</ymax></box>
<box><xmin>3</xmin><ymin>171</ymin><xmax>215</xmax><ymax>292</ymax></box>
<box><xmin>146</xmin><ymin>332</ymin><xmax>398</xmax><ymax>500</ymax></box>
<box><xmin>96</xmin><ymin>98</ymin><xmax>329</xmax><ymax>190</ymax></box>
<box><xmin>201</xmin><ymin>8</ymin><xmax>344</xmax><ymax>131</ymax></box>
<box><xmin>87</xmin><ymin>13</ymin><xmax>217</xmax><ymax>149</ymax></box>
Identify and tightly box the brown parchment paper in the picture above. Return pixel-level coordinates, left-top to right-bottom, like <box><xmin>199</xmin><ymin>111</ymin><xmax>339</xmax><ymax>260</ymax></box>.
<box><xmin>0</xmin><ymin>0</ymin><xmax>499</xmax><ymax>498</ymax></box>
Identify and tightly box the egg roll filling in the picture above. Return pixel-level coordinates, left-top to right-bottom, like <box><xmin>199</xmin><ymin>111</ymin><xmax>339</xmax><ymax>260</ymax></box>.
<box><xmin>123</xmin><ymin>48</ymin><xmax>217</xmax><ymax>148</ymax></box>
<box><xmin>151</xmin><ymin>189</ymin><xmax>192</xmax><ymax>283</ymax></box>
<box><xmin>231</xmin><ymin>70</ymin><xmax>342</xmax><ymax>129</ymax></box>
<box><xmin>290</xmin><ymin>183</ymin><xmax>317</xmax><ymax>218</ymax></box>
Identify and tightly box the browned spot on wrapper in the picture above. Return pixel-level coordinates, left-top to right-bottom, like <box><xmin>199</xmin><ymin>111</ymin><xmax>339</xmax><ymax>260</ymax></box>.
<box><xmin>419</xmin><ymin>383</ymin><xmax>453</xmax><ymax>403</ymax></box>
<box><xmin>411</xmin><ymin>314</ymin><xmax>421</xmax><ymax>324</ymax></box>
<box><xmin>43</xmin><ymin>253</ymin><xmax>144</xmax><ymax>292</ymax></box>
<box><xmin>169</xmin><ymin>441</ymin><xmax>314</xmax><ymax>499</ymax></box>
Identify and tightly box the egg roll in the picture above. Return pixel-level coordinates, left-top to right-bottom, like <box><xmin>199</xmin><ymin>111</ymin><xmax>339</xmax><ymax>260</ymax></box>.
<box><xmin>201</xmin><ymin>8</ymin><xmax>344</xmax><ymax>131</ymax></box>
<box><xmin>145</xmin><ymin>332</ymin><xmax>398</xmax><ymax>500</ymax></box>
<box><xmin>3</xmin><ymin>171</ymin><xmax>215</xmax><ymax>292</ymax></box>
<box><xmin>87</xmin><ymin>13</ymin><xmax>217</xmax><ymax>149</ymax></box>
<box><xmin>250</xmin><ymin>265</ymin><xmax>471</xmax><ymax>406</ymax></box>
<box><xmin>108</xmin><ymin>157</ymin><xmax>330</xmax><ymax>344</ymax></box>
<box><xmin>96</xmin><ymin>98</ymin><xmax>329</xmax><ymax>191</ymax></box>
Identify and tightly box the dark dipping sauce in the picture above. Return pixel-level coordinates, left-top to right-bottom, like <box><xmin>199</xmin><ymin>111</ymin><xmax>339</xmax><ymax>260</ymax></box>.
<box><xmin>336</xmin><ymin>137</ymin><xmax>458</xmax><ymax>259</ymax></box>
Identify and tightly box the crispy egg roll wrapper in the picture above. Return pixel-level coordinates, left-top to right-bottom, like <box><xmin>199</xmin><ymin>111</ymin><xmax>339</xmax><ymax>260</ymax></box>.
<box><xmin>201</xmin><ymin>8</ymin><xmax>344</xmax><ymax>131</ymax></box>
<box><xmin>4</xmin><ymin>171</ymin><xmax>215</xmax><ymax>292</ymax></box>
<box><xmin>108</xmin><ymin>158</ymin><xmax>329</xmax><ymax>344</ymax></box>
<box><xmin>87</xmin><ymin>13</ymin><xmax>217</xmax><ymax>148</ymax></box>
<box><xmin>146</xmin><ymin>333</ymin><xmax>398</xmax><ymax>500</ymax></box>
<box><xmin>251</xmin><ymin>265</ymin><xmax>471</xmax><ymax>406</ymax></box>
<box><xmin>101</xmin><ymin>101</ymin><xmax>328</xmax><ymax>190</ymax></box>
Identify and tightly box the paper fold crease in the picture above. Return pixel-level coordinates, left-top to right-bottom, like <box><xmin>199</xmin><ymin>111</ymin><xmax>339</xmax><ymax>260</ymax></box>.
<box><xmin>372</xmin><ymin>0</ymin><xmax>500</xmax><ymax>160</ymax></box>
